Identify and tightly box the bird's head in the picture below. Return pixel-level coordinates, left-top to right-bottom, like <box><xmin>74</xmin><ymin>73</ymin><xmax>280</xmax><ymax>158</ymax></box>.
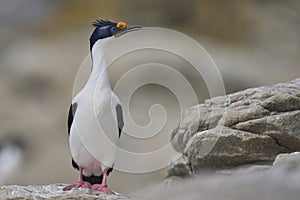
<box><xmin>90</xmin><ymin>19</ymin><xmax>141</xmax><ymax>51</ymax></box>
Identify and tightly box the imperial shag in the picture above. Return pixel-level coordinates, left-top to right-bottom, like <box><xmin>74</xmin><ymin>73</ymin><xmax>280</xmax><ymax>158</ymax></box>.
<box><xmin>64</xmin><ymin>20</ymin><xmax>141</xmax><ymax>194</ymax></box>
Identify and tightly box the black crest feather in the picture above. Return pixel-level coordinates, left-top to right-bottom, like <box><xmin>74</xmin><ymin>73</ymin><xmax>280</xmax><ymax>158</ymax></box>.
<box><xmin>90</xmin><ymin>19</ymin><xmax>118</xmax><ymax>51</ymax></box>
<box><xmin>92</xmin><ymin>19</ymin><xmax>117</xmax><ymax>28</ymax></box>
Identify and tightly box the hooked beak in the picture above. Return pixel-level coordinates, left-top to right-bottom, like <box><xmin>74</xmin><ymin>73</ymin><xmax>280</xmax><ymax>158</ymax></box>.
<box><xmin>114</xmin><ymin>25</ymin><xmax>142</xmax><ymax>37</ymax></box>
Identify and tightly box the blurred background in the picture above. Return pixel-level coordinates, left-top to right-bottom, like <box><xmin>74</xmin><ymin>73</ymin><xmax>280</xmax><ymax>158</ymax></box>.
<box><xmin>0</xmin><ymin>0</ymin><xmax>299</xmax><ymax>195</ymax></box>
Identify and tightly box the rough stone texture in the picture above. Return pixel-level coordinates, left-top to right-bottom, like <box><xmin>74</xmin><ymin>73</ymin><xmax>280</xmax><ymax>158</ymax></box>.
<box><xmin>167</xmin><ymin>156</ymin><xmax>192</xmax><ymax>177</ymax></box>
<box><xmin>185</xmin><ymin>126</ymin><xmax>288</xmax><ymax>172</ymax></box>
<box><xmin>170</xmin><ymin>78</ymin><xmax>300</xmax><ymax>174</ymax></box>
<box><xmin>0</xmin><ymin>184</ymin><xmax>130</xmax><ymax>200</ymax></box>
<box><xmin>273</xmin><ymin>152</ymin><xmax>300</xmax><ymax>167</ymax></box>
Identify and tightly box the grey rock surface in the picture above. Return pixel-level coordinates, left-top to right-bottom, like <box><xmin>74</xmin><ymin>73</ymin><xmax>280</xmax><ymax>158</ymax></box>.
<box><xmin>138</xmin><ymin>160</ymin><xmax>300</xmax><ymax>200</ymax></box>
<box><xmin>273</xmin><ymin>152</ymin><xmax>300</xmax><ymax>167</ymax></box>
<box><xmin>170</xmin><ymin>78</ymin><xmax>300</xmax><ymax>173</ymax></box>
<box><xmin>0</xmin><ymin>184</ymin><xmax>130</xmax><ymax>200</ymax></box>
<box><xmin>185</xmin><ymin>126</ymin><xmax>288</xmax><ymax>171</ymax></box>
<box><xmin>167</xmin><ymin>156</ymin><xmax>192</xmax><ymax>177</ymax></box>
<box><xmin>215</xmin><ymin>164</ymin><xmax>271</xmax><ymax>175</ymax></box>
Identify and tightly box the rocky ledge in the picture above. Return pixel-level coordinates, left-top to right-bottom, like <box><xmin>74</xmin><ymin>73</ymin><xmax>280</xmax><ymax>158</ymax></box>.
<box><xmin>139</xmin><ymin>152</ymin><xmax>300</xmax><ymax>200</ymax></box>
<box><xmin>3</xmin><ymin>155</ymin><xmax>297</xmax><ymax>200</ymax></box>
<box><xmin>169</xmin><ymin>78</ymin><xmax>300</xmax><ymax>176</ymax></box>
<box><xmin>0</xmin><ymin>184</ymin><xmax>130</xmax><ymax>200</ymax></box>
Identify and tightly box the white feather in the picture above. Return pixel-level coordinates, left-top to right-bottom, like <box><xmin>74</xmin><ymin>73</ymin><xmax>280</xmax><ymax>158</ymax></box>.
<box><xmin>69</xmin><ymin>38</ymin><xmax>121</xmax><ymax>177</ymax></box>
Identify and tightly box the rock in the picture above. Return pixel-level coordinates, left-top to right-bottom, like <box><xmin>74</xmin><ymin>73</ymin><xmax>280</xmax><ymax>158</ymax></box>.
<box><xmin>170</xmin><ymin>78</ymin><xmax>300</xmax><ymax>174</ymax></box>
<box><xmin>167</xmin><ymin>156</ymin><xmax>192</xmax><ymax>177</ymax></box>
<box><xmin>137</xmin><ymin>161</ymin><xmax>300</xmax><ymax>200</ymax></box>
<box><xmin>273</xmin><ymin>152</ymin><xmax>300</xmax><ymax>167</ymax></box>
<box><xmin>233</xmin><ymin>111</ymin><xmax>300</xmax><ymax>151</ymax></box>
<box><xmin>0</xmin><ymin>184</ymin><xmax>130</xmax><ymax>200</ymax></box>
<box><xmin>215</xmin><ymin>152</ymin><xmax>300</xmax><ymax>176</ymax></box>
<box><xmin>215</xmin><ymin>164</ymin><xmax>271</xmax><ymax>175</ymax></box>
<box><xmin>185</xmin><ymin>126</ymin><xmax>288</xmax><ymax>171</ymax></box>
<box><xmin>170</xmin><ymin>104</ymin><xmax>224</xmax><ymax>153</ymax></box>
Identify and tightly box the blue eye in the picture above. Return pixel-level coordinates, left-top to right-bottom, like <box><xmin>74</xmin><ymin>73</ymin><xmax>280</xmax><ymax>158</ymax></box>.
<box><xmin>110</xmin><ymin>27</ymin><xmax>117</xmax><ymax>34</ymax></box>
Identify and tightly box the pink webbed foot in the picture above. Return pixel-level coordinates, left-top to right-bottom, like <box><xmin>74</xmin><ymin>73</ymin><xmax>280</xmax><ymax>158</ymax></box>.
<box><xmin>63</xmin><ymin>181</ymin><xmax>91</xmax><ymax>191</ymax></box>
<box><xmin>91</xmin><ymin>184</ymin><xmax>114</xmax><ymax>194</ymax></box>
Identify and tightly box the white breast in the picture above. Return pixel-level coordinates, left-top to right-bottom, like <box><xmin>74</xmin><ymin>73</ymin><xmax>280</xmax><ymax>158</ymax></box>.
<box><xmin>69</xmin><ymin>88</ymin><xmax>120</xmax><ymax>176</ymax></box>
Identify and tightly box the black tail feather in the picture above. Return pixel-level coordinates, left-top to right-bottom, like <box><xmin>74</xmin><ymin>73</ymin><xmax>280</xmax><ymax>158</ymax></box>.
<box><xmin>83</xmin><ymin>175</ymin><xmax>103</xmax><ymax>185</ymax></box>
<box><xmin>71</xmin><ymin>158</ymin><xmax>113</xmax><ymax>184</ymax></box>
<box><xmin>82</xmin><ymin>168</ymin><xmax>113</xmax><ymax>184</ymax></box>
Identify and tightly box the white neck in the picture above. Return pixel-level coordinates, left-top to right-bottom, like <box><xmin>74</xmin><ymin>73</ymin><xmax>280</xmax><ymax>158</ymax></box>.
<box><xmin>88</xmin><ymin>38</ymin><xmax>111</xmax><ymax>90</ymax></box>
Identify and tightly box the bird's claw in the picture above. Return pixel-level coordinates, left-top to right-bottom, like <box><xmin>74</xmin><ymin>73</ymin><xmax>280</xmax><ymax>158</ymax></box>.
<box><xmin>63</xmin><ymin>181</ymin><xmax>91</xmax><ymax>191</ymax></box>
<box><xmin>91</xmin><ymin>184</ymin><xmax>114</xmax><ymax>194</ymax></box>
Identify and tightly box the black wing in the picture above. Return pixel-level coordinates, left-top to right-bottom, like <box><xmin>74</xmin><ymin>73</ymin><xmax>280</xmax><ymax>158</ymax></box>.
<box><xmin>116</xmin><ymin>104</ymin><xmax>124</xmax><ymax>137</ymax></box>
<box><xmin>67</xmin><ymin>103</ymin><xmax>77</xmax><ymax>135</ymax></box>
<box><xmin>72</xmin><ymin>159</ymin><xmax>79</xmax><ymax>170</ymax></box>
<box><xmin>67</xmin><ymin>103</ymin><xmax>80</xmax><ymax>171</ymax></box>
